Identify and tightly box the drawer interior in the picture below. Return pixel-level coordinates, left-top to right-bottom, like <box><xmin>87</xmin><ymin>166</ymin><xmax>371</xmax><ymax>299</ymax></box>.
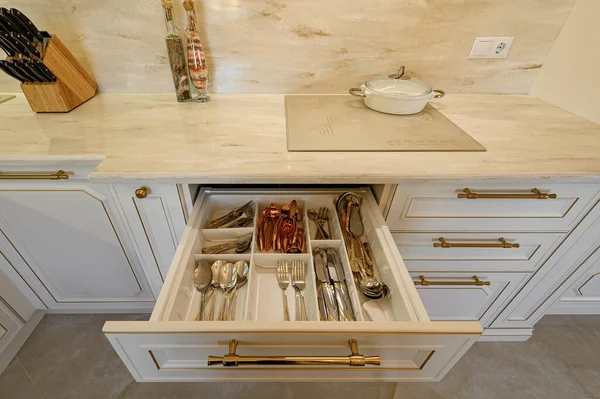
<box><xmin>154</xmin><ymin>189</ymin><xmax>421</xmax><ymax>324</ymax></box>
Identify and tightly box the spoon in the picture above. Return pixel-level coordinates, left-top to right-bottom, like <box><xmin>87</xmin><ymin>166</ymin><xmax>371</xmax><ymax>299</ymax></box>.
<box><xmin>205</xmin><ymin>260</ymin><xmax>227</xmax><ymax>321</ymax></box>
<box><xmin>193</xmin><ymin>261</ymin><xmax>212</xmax><ymax>321</ymax></box>
<box><xmin>227</xmin><ymin>260</ymin><xmax>250</xmax><ymax>320</ymax></box>
<box><xmin>217</xmin><ymin>262</ymin><xmax>238</xmax><ymax>321</ymax></box>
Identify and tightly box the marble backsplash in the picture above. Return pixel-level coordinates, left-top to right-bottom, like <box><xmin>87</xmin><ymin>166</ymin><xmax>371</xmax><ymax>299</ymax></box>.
<box><xmin>0</xmin><ymin>0</ymin><xmax>577</xmax><ymax>94</ymax></box>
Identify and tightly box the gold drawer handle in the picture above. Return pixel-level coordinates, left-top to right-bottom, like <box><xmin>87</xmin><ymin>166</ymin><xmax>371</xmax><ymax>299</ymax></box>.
<box><xmin>135</xmin><ymin>186</ymin><xmax>149</xmax><ymax>199</ymax></box>
<box><xmin>434</xmin><ymin>237</ymin><xmax>520</xmax><ymax>249</ymax></box>
<box><xmin>208</xmin><ymin>339</ymin><xmax>380</xmax><ymax>367</ymax></box>
<box><xmin>415</xmin><ymin>275</ymin><xmax>491</xmax><ymax>286</ymax></box>
<box><xmin>457</xmin><ymin>188</ymin><xmax>557</xmax><ymax>199</ymax></box>
<box><xmin>0</xmin><ymin>170</ymin><xmax>69</xmax><ymax>180</ymax></box>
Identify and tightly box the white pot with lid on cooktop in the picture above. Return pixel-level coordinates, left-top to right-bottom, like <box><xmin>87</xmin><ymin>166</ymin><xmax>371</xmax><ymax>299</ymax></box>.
<box><xmin>349</xmin><ymin>66</ymin><xmax>445</xmax><ymax>115</ymax></box>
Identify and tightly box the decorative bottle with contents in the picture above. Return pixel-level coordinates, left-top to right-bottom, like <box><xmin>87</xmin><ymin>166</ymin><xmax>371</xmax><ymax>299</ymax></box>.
<box><xmin>161</xmin><ymin>0</ymin><xmax>191</xmax><ymax>102</ymax></box>
<box><xmin>183</xmin><ymin>0</ymin><xmax>210</xmax><ymax>102</ymax></box>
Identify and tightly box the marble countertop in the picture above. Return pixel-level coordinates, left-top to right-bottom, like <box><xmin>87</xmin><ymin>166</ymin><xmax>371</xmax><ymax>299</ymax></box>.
<box><xmin>1</xmin><ymin>93</ymin><xmax>599</xmax><ymax>183</ymax></box>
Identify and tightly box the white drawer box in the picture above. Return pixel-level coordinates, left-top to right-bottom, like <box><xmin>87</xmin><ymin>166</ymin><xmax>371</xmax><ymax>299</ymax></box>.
<box><xmin>104</xmin><ymin>188</ymin><xmax>481</xmax><ymax>382</ymax></box>
<box><xmin>410</xmin><ymin>272</ymin><xmax>530</xmax><ymax>328</ymax></box>
<box><xmin>387</xmin><ymin>182</ymin><xmax>599</xmax><ymax>232</ymax></box>
<box><xmin>393</xmin><ymin>232</ymin><xmax>565</xmax><ymax>273</ymax></box>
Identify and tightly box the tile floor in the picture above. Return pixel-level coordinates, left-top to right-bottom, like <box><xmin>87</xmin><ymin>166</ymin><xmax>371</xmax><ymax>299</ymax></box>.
<box><xmin>1</xmin><ymin>314</ymin><xmax>599</xmax><ymax>399</ymax></box>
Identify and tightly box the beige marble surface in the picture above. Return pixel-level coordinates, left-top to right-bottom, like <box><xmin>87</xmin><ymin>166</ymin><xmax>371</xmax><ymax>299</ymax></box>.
<box><xmin>1</xmin><ymin>93</ymin><xmax>600</xmax><ymax>183</ymax></box>
<box><xmin>0</xmin><ymin>0</ymin><xmax>576</xmax><ymax>94</ymax></box>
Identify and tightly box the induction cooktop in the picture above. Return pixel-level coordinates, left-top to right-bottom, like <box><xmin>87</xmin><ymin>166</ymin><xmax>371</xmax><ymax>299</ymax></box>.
<box><xmin>285</xmin><ymin>95</ymin><xmax>485</xmax><ymax>152</ymax></box>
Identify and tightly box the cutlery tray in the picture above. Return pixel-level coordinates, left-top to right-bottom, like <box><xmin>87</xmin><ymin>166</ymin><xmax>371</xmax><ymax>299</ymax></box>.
<box><xmin>161</xmin><ymin>189</ymin><xmax>417</xmax><ymax>323</ymax></box>
<box><xmin>18</xmin><ymin>34</ymin><xmax>97</xmax><ymax>112</ymax></box>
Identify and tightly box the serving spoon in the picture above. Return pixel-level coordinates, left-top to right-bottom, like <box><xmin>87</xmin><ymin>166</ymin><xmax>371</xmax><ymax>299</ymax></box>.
<box><xmin>227</xmin><ymin>260</ymin><xmax>250</xmax><ymax>320</ymax></box>
<box><xmin>193</xmin><ymin>261</ymin><xmax>212</xmax><ymax>321</ymax></box>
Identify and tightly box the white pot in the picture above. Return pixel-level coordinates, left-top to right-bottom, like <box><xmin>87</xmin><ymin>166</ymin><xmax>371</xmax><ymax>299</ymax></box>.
<box><xmin>349</xmin><ymin>66</ymin><xmax>445</xmax><ymax>115</ymax></box>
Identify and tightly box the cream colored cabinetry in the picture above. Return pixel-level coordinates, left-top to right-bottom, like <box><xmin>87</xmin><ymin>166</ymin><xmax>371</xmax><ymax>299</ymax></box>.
<box><xmin>104</xmin><ymin>188</ymin><xmax>482</xmax><ymax>382</ymax></box>
<box><xmin>549</xmin><ymin>250</ymin><xmax>600</xmax><ymax>314</ymax></box>
<box><xmin>111</xmin><ymin>184</ymin><xmax>187</xmax><ymax>297</ymax></box>
<box><xmin>0</xmin><ymin>171</ymin><xmax>155</xmax><ymax>312</ymax></box>
<box><xmin>385</xmin><ymin>180</ymin><xmax>600</xmax><ymax>340</ymax></box>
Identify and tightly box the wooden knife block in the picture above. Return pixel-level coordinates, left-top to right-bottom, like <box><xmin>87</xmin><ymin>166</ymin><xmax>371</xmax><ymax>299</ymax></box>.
<box><xmin>19</xmin><ymin>35</ymin><xmax>97</xmax><ymax>113</ymax></box>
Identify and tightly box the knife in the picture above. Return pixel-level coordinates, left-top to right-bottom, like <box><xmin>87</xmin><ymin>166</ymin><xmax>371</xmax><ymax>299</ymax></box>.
<box><xmin>10</xmin><ymin>9</ymin><xmax>43</xmax><ymax>43</ymax></box>
<box><xmin>1</xmin><ymin>8</ymin><xmax>34</xmax><ymax>43</ymax></box>
<box><xmin>314</xmin><ymin>248</ymin><xmax>338</xmax><ymax>321</ymax></box>
<box><xmin>10</xmin><ymin>32</ymin><xmax>40</xmax><ymax>58</ymax></box>
<box><xmin>9</xmin><ymin>60</ymin><xmax>38</xmax><ymax>82</ymax></box>
<box><xmin>20</xmin><ymin>60</ymin><xmax>50</xmax><ymax>82</ymax></box>
<box><xmin>0</xmin><ymin>60</ymin><xmax>25</xmax><ymax>83</ymax></box>
<box><xmin>29</xmin><ymin>60</ymin><xmax>56</xmax><ymax>82</ymax></box>
<box><xmin>0</xmin><ymin>8</ymin><xmax>20</xmax><ymax>33</ymax></box>
<box><xmin>0</xmin><ymin>35</ymin><xmax>16</xmax><ymax>56</ymax></box>
<box><xmin>0</xmin><ymin>31</ymin><xmax>27</xmax><ymax>55</ymax></box>
<box><xmin>0</xmin><ymin>60</ymin><xmax>30</xmax><ymax>82</ymax></box>
<box><xmin>327</xmin><ymin>248</ymin><xmax>355</xmax><ymax>321</ymax></box>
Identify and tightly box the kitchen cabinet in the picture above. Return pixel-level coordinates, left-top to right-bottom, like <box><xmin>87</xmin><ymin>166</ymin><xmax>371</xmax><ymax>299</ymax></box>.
<box><xmin>0</xmin><ymin>176</ymin><xmax>155</xmax><ymax>312</ymax></box>
<box><xmin>111</xmin><ymin>184</ymin><xmax>187</xmax><ymax>297</ymax></box>
<box><xmin>549</xmin><ymin>250</ymin><xmax>600</xmax><ymax>314</ymax></box>
<box><xmin>0</xmin><ymin>259</ymin><xmax>44</xmax><ymax>374</ymax></box>
<box><xmin>104</xmin><ymin>188</ymin><xmax>482</xmax><ymax>382</ymax></box>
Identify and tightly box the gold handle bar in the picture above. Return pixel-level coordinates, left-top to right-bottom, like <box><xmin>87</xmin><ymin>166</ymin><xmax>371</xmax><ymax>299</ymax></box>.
<box><xmin>415</xmin><ymin>275</ymin><xmax>491</xmax><ymax>286</ymax></box>
<box><xmin>207</xmin><ymin>339</ymin><xmax>380</xmax><ymax>367</ymax></box>
<box><xmin>434</xmin><ymin>237</ymin><xmax>520</xmax><ymax>249</ymax></box>
<box><xmin>457</xmin><ymin>188</ymin><xmax>557</xmax><ymax>199</ymax></box>
<box><xmin>0</xmin><ymin>170</ymin><xmax>69</xmax><ymax>180</ymax></box>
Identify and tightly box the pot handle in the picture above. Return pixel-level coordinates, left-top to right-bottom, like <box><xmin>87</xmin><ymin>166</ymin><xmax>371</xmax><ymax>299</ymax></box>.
<box><xmin>349</xmin><ymin>88</ymin><xmax>366</xmax><ymax>98</ymax></box>
<box><xmin>432</xmin><ymin>89</ymin><xmax>445</xmax><ymax>99</ymax></box>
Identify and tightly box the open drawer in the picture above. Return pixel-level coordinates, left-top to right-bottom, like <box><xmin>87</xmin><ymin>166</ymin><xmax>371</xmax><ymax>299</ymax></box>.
<box><xmin>103</xmin><ymin>188</ymin><xmax>481</xmax><ymax>382</ymax></box>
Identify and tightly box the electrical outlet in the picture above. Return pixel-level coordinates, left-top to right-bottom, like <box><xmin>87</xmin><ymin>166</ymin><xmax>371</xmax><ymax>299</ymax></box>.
<box><xmin>469</xmin><ymin>37</ymin><xmax>514</xmax><ymax>59</ymax></box>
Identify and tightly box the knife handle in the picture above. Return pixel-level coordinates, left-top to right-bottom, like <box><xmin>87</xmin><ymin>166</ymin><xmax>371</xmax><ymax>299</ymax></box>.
<box><xmin>334</xmin><ymin>281</ymin><xmax>355</xmax><ymax>321</ymax></box>
<box><xmin>318</xmin><ymin>282</ymin><xmax>338</xmax><ymax>321</ymax></box>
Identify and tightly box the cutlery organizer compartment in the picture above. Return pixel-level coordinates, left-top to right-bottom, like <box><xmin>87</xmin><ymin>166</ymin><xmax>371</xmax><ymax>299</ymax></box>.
<box><xmin>160</xmin><ymin>189</ymin><xmax>420</xmax><ymax>323</ymax></box>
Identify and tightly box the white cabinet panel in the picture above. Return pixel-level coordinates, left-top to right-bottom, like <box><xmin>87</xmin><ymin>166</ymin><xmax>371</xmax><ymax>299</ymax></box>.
<box><xmin>0</xmin><ymin>183</ymin><xmax>154</xmax><ymax>311</ymax></box>
<box><xmin>410</xmin><ymin>272</ymin><xmax>529</xmax><ymax>327</ymax></box>
<box><xmin>394</xmin><ymin>232</ymin><xmax>564</xmax><ymax>273</ymax></box>
<box><xmin>387</xmin><ymin>182</ymin><xmax>599</xmax><ymax>232</ymax></box>
<box><xmin>111</xmin><ymin>184</ymin><xmax>186</xmax><ymax>297</ymax></box>
<box><xmin>0</xmin><ymin>300</ymin><xmax>22</xmax><ymax>354</ymax></box>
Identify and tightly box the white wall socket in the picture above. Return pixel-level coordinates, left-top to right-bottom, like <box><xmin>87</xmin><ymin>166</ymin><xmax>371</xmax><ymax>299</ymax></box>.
<box><xmin>469</xmin><ymin>37</ymin><xmax>514</xmax><ymax>59</ymax></box>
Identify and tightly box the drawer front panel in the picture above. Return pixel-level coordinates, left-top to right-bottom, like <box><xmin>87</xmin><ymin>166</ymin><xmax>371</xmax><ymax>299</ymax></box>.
<box><xmin>394</xmin><ymin>232</ymin><xmax>565</xmax><ymax>272</ymax></box>
<box><xmin>104</xmin><ymin>187</ymin><xmax>482</xmax><ymax>382</ymax></box>
<box><xmin>387</xmin><ymin>183</ymin><xmax>599</xmax><ymax>232</ymax></box>
<box><xmin>105</xmin><ymin>327</ymin><xmax>479</xmax><ymax>382</ymax></box>
<box><xmin>411</xmin><ymin>272</ymin><xmax>530</xmax><ymax>327</ymax></box>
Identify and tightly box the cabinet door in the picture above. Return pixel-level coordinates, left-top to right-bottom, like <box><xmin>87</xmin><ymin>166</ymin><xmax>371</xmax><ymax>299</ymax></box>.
<box><xmin>111</xmin><ymin>184</ymin><xmax>186</xmax><ymax>297</ymax></box>
<box><xmin>0</xmin><ymin>300</ymin><xmax>23</xmax><ymax>354</ymax></box>
<box><xmin>0</xmin><ymin>183</ymin><xmax>155</xmax><ymax>311</ymax></box>
<box><xmin>549</xmin><ymin>249</ymin><xmax>600</xmax><ymax>314</ymax></box>
<box><xmin>410</xmin><ymin>272</ymin><xmax>529</xmax><ymax>327</ymax></box>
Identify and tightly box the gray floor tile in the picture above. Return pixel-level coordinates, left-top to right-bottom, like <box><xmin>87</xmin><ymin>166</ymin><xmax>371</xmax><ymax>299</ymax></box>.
<box><xmin>116</xmin><ymin>382</ymin><xmax>292</xmax><ymax>399</ymax></box>
<box><xmin>287</xmin><ymin>382</ymin><xmax>397</xmax><ymax>399</ymax></box>
<box><xmin>0</xmin><ymin>357</ymin><xmax>42</xmax><ymax>399</ymax></box>
<box><xmin>16</xmin><ymin>314</ymin><xmax>147</xmax><ymax>399</ymax></box>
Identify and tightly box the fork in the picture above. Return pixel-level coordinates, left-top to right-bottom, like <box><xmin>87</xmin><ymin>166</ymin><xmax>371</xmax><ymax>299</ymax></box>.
<box><xmin>292</xmin><ymin>260</ymin><xmax>307</xmax><ymax>321</ymax></box>
<box><xmin>317</xmin><ymin>207</ymin><xmax>331</xmax><ymax>239</ymax></box>
<box><xmin>277</xmin><ymin>261</ymin><xmax>291</xmax><ymax>321</ymax></box>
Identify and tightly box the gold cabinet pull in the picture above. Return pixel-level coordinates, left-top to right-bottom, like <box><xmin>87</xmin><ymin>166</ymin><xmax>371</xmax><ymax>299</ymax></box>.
<box><xmin>0</xmin><ymin>170</ymin><xmax>69</xmax><ymax>180</ymax></box>
<box><xmin>415</xmin><ymin>275</ymin><xmax>491</xmax><ymax>286</ymax></box>
<box><xmin>457</xmin><ymin>188</ymin><xmax>557</xmax><ymax>199</ymax></box>
<box><xmin>208</xmin><ymin>339</ymin><xmax>380</xmax><ymax>367</ymax></box>
<box><xmin>434</xmin><ymin>237</ymin><xmax>520</xmax><ymax>249</ymax></box>
<box><xmin>135</xmin><ymin>186</ymin><xmax>149</xmax><ymax>199</ymax></box>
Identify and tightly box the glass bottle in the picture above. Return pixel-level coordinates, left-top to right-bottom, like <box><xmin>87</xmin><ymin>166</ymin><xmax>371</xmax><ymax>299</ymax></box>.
<box><xmin>161</xmin><ymin>0</ymin><xmax>191</xmax><ymax>102</ymax></box>
<box><xmin>182</xmin><ymin>0</ymin><xmax>210</xmax><ymax>102</ymax></box>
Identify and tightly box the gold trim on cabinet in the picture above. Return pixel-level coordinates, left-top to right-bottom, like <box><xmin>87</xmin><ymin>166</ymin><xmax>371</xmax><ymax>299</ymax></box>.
<box><xmin>433</xmin><ymin>237</ymin><xmax>520</xmax><ymax>249</ymax></box>
<box><xmin>0</xmin><ymin>170</ymin><xmax>69</xmax><ymax>180</ymax></box>
<box><xmin>132</xmin><ymin>198</ymin><xmax>164</xmax><ymax>281</ymax></box>
<box><xmin>457</xmin><ymin>188</ymin><xmax>557</xmax><ymax>200</ymax></box>
<box><xmin>577</xmin><ymin>272</ymin><xmax>600</xmax><ymax>297</ymax></box>
<box><xmin>414</xmin><ymin>275</ymin><xmax>491</xmax><ymax>286</ymax></box>
<box><xmin>135</xmin><ymin>187</ymin><xmax>149</xmax><ymax>199</ymax></box>
<box><xmin>0</xmin><ymin>296</ymin><xmax>25</xmax><ymax>324</ymax></box>
<box><xmin>0</xmin><ymin>322</ymin><xmax>7</xmax><ymax>341</ymax></box>
<box><xmin>0</xmin><ymin>189</ymin><xmax>144</xmax><ymax>302</ymax></box>
<box><xmin>207</xmin><ymin>339</ymin><xmax>380</xmax><ymax>367</ymax></box>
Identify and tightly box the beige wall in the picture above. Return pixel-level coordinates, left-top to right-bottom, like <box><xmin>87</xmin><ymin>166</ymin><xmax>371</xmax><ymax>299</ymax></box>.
<box><xmin>530</xmin><ymin>0</ymin><xmax>600</xmax><ymax>124</ymax></box>
<box><xmin>0</xmin><ymin>0</ymin><xmax>577</xmax><ymax>94</ymax></box>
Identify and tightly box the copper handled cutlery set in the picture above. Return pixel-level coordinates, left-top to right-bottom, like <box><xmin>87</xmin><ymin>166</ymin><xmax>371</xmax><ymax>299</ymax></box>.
<box><xmin>192</xmin><ymin>192</ymin><xmax>389</xmax><ymax>322</ymax></box>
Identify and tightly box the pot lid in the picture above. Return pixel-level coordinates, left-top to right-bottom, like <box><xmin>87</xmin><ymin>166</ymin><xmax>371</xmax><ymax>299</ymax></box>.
<box><xmin>365</xmin><ymin>66</ymin><xmax>432</xmax><ymax>97</ymax></box>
